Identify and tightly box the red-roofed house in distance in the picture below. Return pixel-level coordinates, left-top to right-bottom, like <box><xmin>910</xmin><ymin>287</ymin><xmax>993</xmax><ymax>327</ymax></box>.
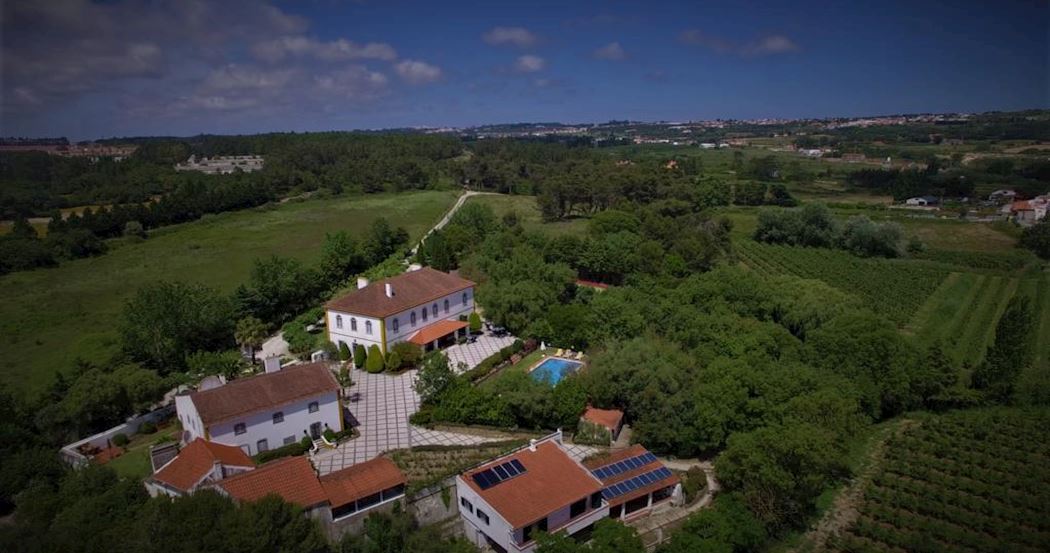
<box><xmin>145</xmin><ymin>438</ymin><xmax>255</xmax><ymax>497</ymax></box>
<box><xmin>175</xmin><ymin>361</ymin><xmax>342</xmax><ymax>456</ymax></box>
<box><xmin>583</xmin><ymin>445</ymin><xmax>682</xmax><ymax>521</ymax></box>
<box><xmin>455</xmin><ymin>431</ymin><xmax>609</xmax><ymax>553</ymax></box>
<box><xmin>326</xmin><ymin>266</ymin><xmax>475</xmax><ymax>358</ymax></box>
<box><xmin>579</xmin><ymin>406</ymin><xmax>624</xmax><ymax>443</ymax></box>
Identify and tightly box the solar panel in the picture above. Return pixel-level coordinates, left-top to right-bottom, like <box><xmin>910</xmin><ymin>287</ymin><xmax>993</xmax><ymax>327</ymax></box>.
<box><xmin>504</xmin><ymin>462</ymin><xmax>520</xmax><ymax>477</ymax></box>
<box><xmin>473</xmin><ymin>470</ymin><xmax>496</xmax><ymax>489</ymax></box>
<box><xmin>510</xmin><ymin>459</ymin><xmax>526</xmax><ymax>472</ymax></box>
<box><xmin>493</xmin><ymin>465</ymin><xmax>509</xmax><ymax>479</ymax></box>
<box><xmin>473</xmin><ymin>460</ymin><xmax>528</xmax><ymax>490</ymax></box>
<box><xmin>591</xmin><ymin>451</ymin><xmax>660</xmax><ymax>480</ymax></box>
<box><xmin>600</xmin><ymin>467</ymin><xmax>675</xmax><ymax>500</ymax></box>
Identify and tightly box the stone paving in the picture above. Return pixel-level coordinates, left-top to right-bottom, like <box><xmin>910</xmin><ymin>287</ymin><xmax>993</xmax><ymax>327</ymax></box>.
<box><xmin>444</xmin><ymin>332</ymin><xmax>516</xmax><ymax>373</ymax></box>
<box><xmin>312</xmin><ymin>366</ymin><xmax>500</xmax><ymax>475</ymax></box>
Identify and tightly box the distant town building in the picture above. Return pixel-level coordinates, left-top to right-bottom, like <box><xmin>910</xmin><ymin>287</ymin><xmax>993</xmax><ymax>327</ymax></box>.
<box><xmin>0</xmin><ymin>140</ymin><xmax>137</xmax><ymax>160</ymax></box>
<box><xmin>175</xmin><ymin>154</ymin><xmax>265</xmax><ymax>174</ymax></box>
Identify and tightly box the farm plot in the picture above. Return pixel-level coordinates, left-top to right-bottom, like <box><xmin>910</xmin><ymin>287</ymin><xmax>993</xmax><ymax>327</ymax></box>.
<box><xmin>736</xmin><ymin>240</ymin><xmax>950</xmax><ymax>325</ymax></box>
<box><xmin>832</xmin><ymin>408</ymin><xmax>1050</xmax><ymax>553</ymax></box>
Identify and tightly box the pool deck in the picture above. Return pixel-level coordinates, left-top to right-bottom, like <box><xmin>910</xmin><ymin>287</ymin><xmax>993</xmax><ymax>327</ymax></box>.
<box><xmin>527</xmin><ymin>354</ymin><xmax>585</xmax><ymax>373</ymax></box>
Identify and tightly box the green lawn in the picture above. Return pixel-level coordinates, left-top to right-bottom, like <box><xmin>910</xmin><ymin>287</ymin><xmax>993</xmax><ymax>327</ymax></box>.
<box><xmin>0</xmin><ymin>190</ymin><xmax>458</xmax><ymax>395</ymax></box>
<box><xmin>466</xmin><ymin>194</ymin><xmax>590</xmax><ymax>236</ymax></box>
<box><xmin>479</xmin><ymin>350</ymin><xmax>545</xmax><ymax>389</ymax></box>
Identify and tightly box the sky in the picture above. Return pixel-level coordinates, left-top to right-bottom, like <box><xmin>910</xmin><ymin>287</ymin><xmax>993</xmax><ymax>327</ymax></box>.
<box><xmin>2</xmin><ymin>0</ymin><xmax>1047</xmax><ymax>139</ymax></box>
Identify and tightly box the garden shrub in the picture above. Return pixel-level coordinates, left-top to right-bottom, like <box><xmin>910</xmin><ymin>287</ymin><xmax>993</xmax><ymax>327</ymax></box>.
<box><xmin>300</xmin><ymin>436</ymin><xmax>312</xmax><ymax>449</ymax></box>
<box><xmin>255</xmin><ymin>440</ymin><xmax>310</xmax><ymax>463</ymax></box>
<box><xmin>112</xmin><ymin>433</ymin><xmax>129</xmax><ymax>447</ymax></box>
<box><xmin>469</xmin><ymin>312</ymin><xmax>482</xmax><ymax>333</ymax></box>
<box><xmin>365</xmin><ymin>345</ymin><xmax>385</xmax><ymax>373</ymax></box>
<box><xmin>338</xmin><ymin>342</ymin><xmax>351</xmax><ymax>361</ymax></box>
<box><xmin>682</xmin><ymin>466</ymin><xmax>707</xmax><ymax>501</ymax></box>
<box><xmin>390</xmin><ymin>341</ymin><xmax>423</xmax><ymax>369</ymax></box>
<box><xmin>323</xmin><ymin>428</ymin><xmax>336</xmax><ymax>441</ymax></box>
<box><xmin>353</xmin><ymin>344</ymin><xmax>367</xmax><ymax>368</ymax></box>
<box><xmin>138</xmin><ymin>421</ymin><xmax>157</xmax><ymax>434</ymax></box>
<box><xmin>385</xmin><ymin>351</ymin><xmax>402</xmax><ymax>372</ymax></box>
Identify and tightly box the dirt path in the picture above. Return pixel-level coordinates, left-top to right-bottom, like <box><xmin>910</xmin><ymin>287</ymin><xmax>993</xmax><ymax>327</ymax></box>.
<box><xmin>791</xmin><ymin>419</ymin><xmax>918</xmax><ymax>553</ymax></box>
<box><xmin>409</xmin><ymin>190</ymin><xmax>500</xmax><ymax>256</ymax></box>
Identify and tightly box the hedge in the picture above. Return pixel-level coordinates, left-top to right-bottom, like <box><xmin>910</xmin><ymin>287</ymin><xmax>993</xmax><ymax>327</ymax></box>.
<box><xmin>254</xmin><ymin>436</ymin><xmax>314</xmax><ymax>464</ymax></box>
<box><xmin>365</xmin><ymin>345</ymin><xmax>385</xmax><ymax>373</ymax></box>
<box><xmin>461</xmin><ymin>338</ymin><xmax>528</xmax><ymax>382</ymax></box>
<box><xmin>353</xmin><ymin>344</ymin><xmax>367</xmax><ymax>368</ymax></box>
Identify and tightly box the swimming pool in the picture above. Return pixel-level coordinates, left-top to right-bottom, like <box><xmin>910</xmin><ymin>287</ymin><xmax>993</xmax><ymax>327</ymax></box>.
<box><xmin>530</xmin><ymin>357</ymin><xmax>584</xmax><ymax>385</ymax></box>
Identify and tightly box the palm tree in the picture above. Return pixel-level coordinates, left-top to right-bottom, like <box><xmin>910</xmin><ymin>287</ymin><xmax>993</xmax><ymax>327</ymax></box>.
<box><xmin>235</xmin><ymin>316</ymin><xmax>268</xmax><ymax>364</ymax></box>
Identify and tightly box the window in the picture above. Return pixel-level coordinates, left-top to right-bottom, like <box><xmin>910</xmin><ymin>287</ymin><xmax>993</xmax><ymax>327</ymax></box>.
<box><xmin>335</xmin><ymin>315</ymin><xmax>343</xmax><ymax>329</ymax></box>
<box><xmin>590</xmin><ymin>491</ymin><xmax>603</xmax><ymax>509</ymax></box>
<box><xmin>444</xmin><ymin>299</ymin><xmax>450</xmax><ymax>313</ymax></box>
<box><xmin>350</xmin><ymin>318</ymin><xmax>358</xmax><ymax>332</ymax></box>
<box><xmin>421</xmin><ymin>308</ymin><xmax>428</xmax><ymax>322</ymax></box>
<box><xmin>522</xmin><ymin>518</ymin><xmax>547</xmax><ymax>543</ymax></box>
<box><xmin>432</xmin><ymin>304</ymin><xmax>438</xmax><ymax>317</ymax></box>
<box><xmin>476</xmin><ymin>508</ymin><xmax>490</xmax><ymax>525</ymax></box>
<box><xmin>234</xmin><ymin>423</ymin><xmax>246</xmax><ymax>435</ymax></box>
<box><xmin>462</xmin><ymin>292</ymin><xmax>468</xmax><ymax>306</ymax></box>
<box><xmin>365</xmin><ymin>321</ymin><xmax>372</xmax><ymax>335</ymax></box>
<box><xmin>460</xmin><ymin>497</ymin><xmax>473</xmax><ymax>514</ymax></box>
<box><xmin>410</xmin><ymin>312</ymin><xmax>417</xmax><ymax>326</ymax></box>
<box><xmin>392</xmin><ymin>318</ymin><xmax>399</xmax><ymax>333</ymax></box>
<box><xmin>570</xmin><ymin>498</ymin><xmax>587</xmax><ymax>519</ymax></box>
<box><xmin>257</xmin><ymin>439</ymin><xmax>269</xmax><ymax>453</ymax></box>
<box><xmin>308</xmin><ymin>402</ymin><xmax>319</xmax><ymax>413</ymax></box>
<box><xmin>283</xmin><ymin>436</ymin><xmax>296</xmax><ymax>445</ymax></box>
<box><xmin>273</xmin><ymin>412</ymin><xmax>284</xmax><ymax>424</ymax></box>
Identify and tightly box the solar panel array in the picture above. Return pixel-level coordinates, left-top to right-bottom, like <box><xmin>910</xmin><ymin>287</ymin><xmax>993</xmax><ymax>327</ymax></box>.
<box><xmin>472</xmin><ymin>459</ymin><xmax>527</xmax><ymax>490</ymax></box>
<box><xmin>590</xmin><ymin>451</ymin><xmax>658</xmax><ymax>480</ymax></box>
<box><xmin>600</xmin><ymin>467</ymin><xmax>673</xmax><ymax>500</ymax></box>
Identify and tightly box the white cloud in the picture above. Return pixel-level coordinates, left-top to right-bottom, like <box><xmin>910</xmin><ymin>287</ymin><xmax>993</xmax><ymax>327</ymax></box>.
<box><xmin>202</xmin><ymin>65</ymin><xmax>296</xmax><ymax>91</ymax></box>
<box><xmin>252</xmin><ymin>36</ymin><xmax>397</xmax><ymax>63</ymax></box>
<box><xmin>482</xmin><ymin>26</ymin><xmax>537</xmax><ymax>48</ymax></box>
<box><xmin>395</xmin><ymin>60</ymin><xmax>443</xmax><ymax>84</ymax></box>
<box><xmin>314</xmin><ymin>66</ymin><xmax>389</xmax><ymax>98</ymax></box>
<box><xmin>593</xmin><ymin>42</ymin><xmax>626</xmax><ymax>61</ymax></box>
<box><xmin>678</xmin><ymin>30</ymin><xmax>799</xmax><ymax>57</ymax></box>
<box><xmin>514</xmin><ymin>55</ymin><xmax>546</xmax><ymax>73</ymax></box>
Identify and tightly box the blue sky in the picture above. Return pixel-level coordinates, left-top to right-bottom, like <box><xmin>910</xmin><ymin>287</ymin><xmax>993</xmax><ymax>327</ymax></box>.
<box><xmin>2</xmin><ymin>0</ymin><xmax>1047</xmax><ymax>139</ymax></box>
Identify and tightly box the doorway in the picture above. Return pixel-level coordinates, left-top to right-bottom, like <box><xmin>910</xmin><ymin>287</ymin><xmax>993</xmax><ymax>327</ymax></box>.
<box><xmin>310</xmin><ymin>422</ymin><xmax>322</xmax><ymax>439</ymax></box>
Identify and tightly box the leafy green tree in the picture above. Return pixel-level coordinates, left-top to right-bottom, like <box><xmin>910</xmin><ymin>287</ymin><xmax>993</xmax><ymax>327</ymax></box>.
<box><xmin>223</xmin><ymin>495</ymin><xmax>329</xmax><ymax>553</ymax></box>
<box><xmin>365</xmin><ymin>345</ymin><xmax>385</xmax><ymax>373</ymax></box>
<box><xmin>385</xmin><ymin>351</ymin><xmax>402</xmax><ymax>372</ymax></box>
<box><xmin>120</xmin><ymin>281</ymin><xmax>235</xmax><ymax>373</ymax></box>
<box><xmin>657</xmin><ymin>494</ymin><xmax>766</xmax><ymax>553</ymax></box>
<box><xmin>318</xmin><ymin>231</ymin><xmax>367</xmax><ymax>289</ymax></box>
<box><xmin>717</xmin><ymin>423</ymin><xmax>848</xmax><ymax>532</ymax></box>
<box><xmin>418</xmin><ymin>231</ymin><xmax>456</xmax><ymax>271</ymax></box>
<box><xmin>1019</xmin><ymin>218</ymin><xmax>1050</xmax><ymax>259</ymax></box>
<box><xmin>588</xmin><ymin>209</ymin><xmax>640</xmax><ymax>236</ymax></box>
<box><xmin>390</xmin><ymin>341</ymin><xmax>423</xmax><ymax>369</ymax></box>
<box><xmin>338</xmin><ymin>342</ymin><xmax>351</xmax><ymax>362</ymax></box>
<box><xmin>186</xmin><ymin>350</ymin><xmax>245</xmax><ymax>381</ymax></box>
<box><xmin>235</xmin><ymin>256</ymin><xmax>322</xmax><ymax>324</ymax></box>
<box><xmin>364</xmin><ymin>218</ymin><xmax>410</xmax><ymax>265</ymax></box>
<box><xmin>234</xmin><ymin>316</ymin><xmax>268</xmax><ymax>364</ymax></box>
<box><xmin>354</xmin><ymin>344</ymin><xmax>367</xmax><ymax>369</ymax></box>
<box><xmin>414</xmin><ymin>353</ymin><xmax>456</xmax><ymax>404</ymax></box>
<box><xmin>468</xmin><ymin>311</ymin><xmax>482</xmax><ymax>334</ymax></box>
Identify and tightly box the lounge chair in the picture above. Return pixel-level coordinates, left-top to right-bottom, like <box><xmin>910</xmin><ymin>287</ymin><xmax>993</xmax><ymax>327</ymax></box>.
<box><xmin>554</xmin><ymin>348</ymin><xmax>564</xmax><ymax>357</ymax></box>
<box><xmin>575</xmin><ymin>351</ymin><xmax>585</xmax><ymax>360</ymax></box>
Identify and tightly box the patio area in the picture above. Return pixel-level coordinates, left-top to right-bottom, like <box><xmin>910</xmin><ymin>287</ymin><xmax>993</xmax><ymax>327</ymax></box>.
<box><xmin>443</xmin><ymin>331</ymin><xmax>516</xmax><ymax>373</ymax></box>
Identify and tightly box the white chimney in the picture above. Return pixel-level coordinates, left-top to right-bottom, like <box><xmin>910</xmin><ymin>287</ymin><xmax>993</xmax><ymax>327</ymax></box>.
<box><xmin>263</xmin><ymin>356</ymin><xmax>281</xmax><ymax>374</ymax></box>
<box><xmin>407</xmin><ymin>263</ymin><xmax>422</xmax><ymax>272</ymax></box>
<box><xmin>357</xmin><ymin>277</ymin><xmax>369</xmax><ymax>290</ymax></box>
<box><xmin>385</xmin><ymin>283</ymin><xmax>393</xmax><ymax>298</ymax></box>
<box><xmin>528</xmin><ymin>439</ymin><xmax>537</xmax><ymax>452</ymax></box>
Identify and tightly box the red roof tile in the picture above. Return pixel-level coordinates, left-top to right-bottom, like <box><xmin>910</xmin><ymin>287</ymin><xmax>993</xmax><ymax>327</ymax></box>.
<box><xmin>320</xmin><ymin>457</ymin><xmax>406</xmax><ymax>509</ymax></box>
<box><xmin>216</xmin><ymin>456</ymin><xmax>328</xmax><ymax>508</ymax></box>
<box><xmin>575</xmin><ymin>279</ymin><xmax>610</xmax><ymax>290</ymax></box>
<box><xmin>189</xmin><ymin>362</ymin><xmax>339</xmax><ymax>426</ymax></box>
<box><xmin>581</xmin><ymin>406</ymin><xmax>623</xmax><ymax>432</ymax></box>
<box><xmin>326</xmin><ymin>267</ymin><xmax>474</xmax><ymax>318</ymax></box>
<box><xmin>461</xmin><ymin>440</ymin><xmax>603</xmax><ymax>529</ymax></box>
<box><xmin>153</xmin><ymin>438</ymin><xmax>254</xmax><ymax>492</ymax></box>
<box><xmin>408</xmin><ymin>319</ymin><xmax>467</xmax><ymax>345</ymax></box>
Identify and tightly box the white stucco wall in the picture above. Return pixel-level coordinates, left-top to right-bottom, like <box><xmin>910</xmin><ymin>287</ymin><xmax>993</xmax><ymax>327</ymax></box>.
<box><xmin>204</xmin><ymin>390</ymin><xmax>341</xmax><ymax>455</ymax></box>
<box><xmin>456</xmin><ymin>475</ymin><xmax>517</xmax><ymax>552</ymax></box>
<box><xmin>175</xmin><ymin>394</ymin><xmax>205</xmax><ymax>442</ymax></box>
<box><xmin>326</xmin><ymin>287</ymin><xmax>474</xmax><ymax>354</ymax></box>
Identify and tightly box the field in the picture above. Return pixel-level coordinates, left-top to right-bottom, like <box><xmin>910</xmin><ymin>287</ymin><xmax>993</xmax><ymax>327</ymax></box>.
<box><xmin>0</xmin><ymin>190</ymin><xmax>458</xmax><ymax>394</ymax></box>
<box><xmin>465</xmin><ymin>193</ymin><xmax>589</xmax><ymax>236</ymax></box>
<box><xmin>736</xmin><ymin>240</ymin><xmax>952</xmax><ymax>325</ymax></box>
<box><xmin>832</xmin><ymin>408</ymin><xmax>1050</xmax><ymax>553</ymax></box>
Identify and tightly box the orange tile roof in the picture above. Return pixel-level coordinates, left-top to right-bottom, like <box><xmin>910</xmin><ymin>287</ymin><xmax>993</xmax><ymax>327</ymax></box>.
<box><xmin>581</xmin><ymin>406</ymin><xmax>623</xmax><ymax>432</ymax></box>
<box><xmin>320</xmin><ymin>456</ymin><xmax>407</xmax><ymax>509</ymax></box>
<box><xmin>1012</xmin><ymin>200</ymin><xmax>1034</xmax><ymax>211</ymax></box>
<box><xmin>583</xmin><ymin>445</ymin><xmax>679</xmax><ymax>508</ymax></box>
<box><xmin>575</xmin><ymin>279</ymin><xmax>610</xmax><ymax>290</ymax></box>
<box><xmin>408</xmin><ymin>319</ymin><xmax>468</xmax><ymax>345</ymax></box>
<box><xmin>189</xmin><ymin>362</ymin><xmax>339</xmax><ymax>426</ymax></box>
<box><xmin>461</xmin><ymin>440</ymin><xmax>603</xmax><ymax>529</ymax></box>
<box><xmin>153</xmin><ymin>438</ymin><xmax>254</xmax><ymax>492</ymax></box>
<box><xmin>326</xmin><ymin>267</ymin><xmax>474</xmax><ymax>318</ymax></box>
<box><xmin>216</xmin><ymin>456</ymin><xmax>328</xmax><ymax>508</ymax></box>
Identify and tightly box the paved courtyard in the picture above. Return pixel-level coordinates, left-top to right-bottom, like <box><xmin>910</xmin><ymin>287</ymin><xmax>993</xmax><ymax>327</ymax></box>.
<box><xmin>312</xmin><ymin>366</ymin><xmax>502</xmax><ymax>474</ymax></box>
<box><xmin>445</xmin><ymin>332</ymin><xmax>517</xmax><ymax>373</ymax></box>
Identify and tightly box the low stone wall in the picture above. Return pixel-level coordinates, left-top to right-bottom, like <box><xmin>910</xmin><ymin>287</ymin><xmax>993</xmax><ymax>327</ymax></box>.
<box><xmin>407</xmin><ymin>478</ymin><xmax>460</xmax><ymax>527</ymax></box>
<box><xmin>59</xmin><ymin>405</ymin><xmax>175</xmax><ymax>468</ymax></box>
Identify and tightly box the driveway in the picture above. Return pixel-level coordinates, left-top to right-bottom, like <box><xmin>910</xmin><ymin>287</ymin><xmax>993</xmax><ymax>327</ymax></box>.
<box><xmin>312</xmin><ymin>367</ymin><xmax>502</xmax><ymax>474</ymax></box>
<box><xmin>445</xmin><ymin>332</ymin><xmax>517</xmax><ymax>373</ymax></box>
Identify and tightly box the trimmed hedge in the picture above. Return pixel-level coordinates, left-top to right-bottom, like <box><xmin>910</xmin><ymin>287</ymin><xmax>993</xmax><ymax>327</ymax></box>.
<box><xmin>353</xmin><ymin>344</ymin><xmax>367</xmax><ymax>368</ymax></box>
<box><xmin>365</xmin><ymin>345</ymin><xmax>384</xmax><ymax>373</ymax></box>
<box><xmin>461</xmin><ymin>338</ymin><xmax>528</xmax><ymax>382</ymax></box>
<box><xmin>255</xmin><ymin>440</ymin><xmax>310</xmax><ymax>463</ymax></box>
<box><xmin>111</xmin><ymin>433</ymin><xmax>129</xmax><ymax>447</ymax></box>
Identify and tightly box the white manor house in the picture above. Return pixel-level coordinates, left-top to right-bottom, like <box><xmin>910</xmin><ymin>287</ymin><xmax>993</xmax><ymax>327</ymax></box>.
<box><xmin>325</xmin><ymin>267</ymin><xmax>476</xmax><ymax>357</ymax></box>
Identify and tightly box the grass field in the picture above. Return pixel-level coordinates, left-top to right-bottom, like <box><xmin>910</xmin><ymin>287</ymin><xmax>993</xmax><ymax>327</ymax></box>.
<box><xmin>465</xmin><ymin>193</ymin><xmax>589</xmax><ymax>236</ymax></box>
<box><xmin>0</xmin><ymin>190</ymin><xmax>458</xmax><ymax>395</ymax></box>
<box><xmin>832</xmin><ymin>408</ymin><xmax>1050</xmax><ymax>553</ymax></box>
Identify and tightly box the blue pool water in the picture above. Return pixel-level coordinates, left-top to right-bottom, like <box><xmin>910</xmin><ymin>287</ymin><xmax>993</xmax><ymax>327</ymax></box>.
<box><xmin>530</xmin><ymin>357</ymin><xmax>583</xmax><ymax>385</ymax></box>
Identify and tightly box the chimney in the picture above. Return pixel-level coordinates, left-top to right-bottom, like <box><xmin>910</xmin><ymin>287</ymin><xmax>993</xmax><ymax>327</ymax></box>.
<box><xmin>385</xmin><ymin>283</ymin><xmax>393</xmax><ymax>298</ymax></box>
<box><xmin>357</xmin><ymin>277</ymin><xmax>369</xmax><ymax>290</ymax></box>
<box><xmin>528</xmin><ymin>439</ymin><xmax>537</xmax><ymax>452</ymax></box>
<box><xmin>263</xmin><ymin>356</ymin><xmax>281</xmax><ymax>374</ymax></box>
